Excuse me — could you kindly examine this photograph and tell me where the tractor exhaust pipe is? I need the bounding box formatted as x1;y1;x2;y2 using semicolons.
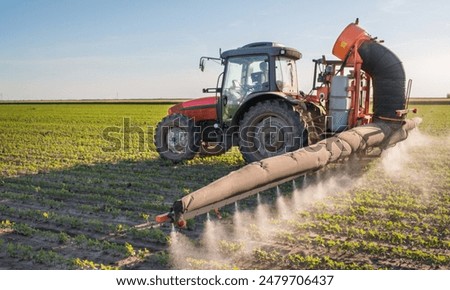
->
156;22;416;227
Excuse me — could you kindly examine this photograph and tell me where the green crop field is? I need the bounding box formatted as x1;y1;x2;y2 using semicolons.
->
0;103;448;269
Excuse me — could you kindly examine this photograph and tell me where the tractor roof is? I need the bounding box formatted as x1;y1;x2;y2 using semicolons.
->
221;42;302;60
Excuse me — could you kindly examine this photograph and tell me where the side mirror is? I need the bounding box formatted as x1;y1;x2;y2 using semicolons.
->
199;56;222;72
199;58;205;72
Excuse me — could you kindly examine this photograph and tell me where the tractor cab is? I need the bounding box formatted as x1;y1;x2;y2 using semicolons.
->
218;42;302;125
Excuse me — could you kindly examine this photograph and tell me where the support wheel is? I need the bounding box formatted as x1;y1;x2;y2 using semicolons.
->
239;99;305;163
154;114;200;163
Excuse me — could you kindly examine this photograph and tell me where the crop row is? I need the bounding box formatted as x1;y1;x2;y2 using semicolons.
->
287;213;447;249
0;219;167;269
252;248;375;270
0;203;168;245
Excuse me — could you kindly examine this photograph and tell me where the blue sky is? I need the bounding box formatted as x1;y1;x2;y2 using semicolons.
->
0;0;449;99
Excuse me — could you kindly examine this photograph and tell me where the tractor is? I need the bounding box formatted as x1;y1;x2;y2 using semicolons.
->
154;20;402;164
154;20;417;226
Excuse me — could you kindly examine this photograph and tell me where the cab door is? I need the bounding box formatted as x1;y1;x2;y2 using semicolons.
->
220;55;269;126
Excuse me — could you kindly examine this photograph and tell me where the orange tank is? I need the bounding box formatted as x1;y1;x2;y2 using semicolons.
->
332;23;371;60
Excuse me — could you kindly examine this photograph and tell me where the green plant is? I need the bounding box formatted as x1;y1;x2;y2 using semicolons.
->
218;240;243;256
151;251;170;266
0;220;13;228
13;223;35;236
253;248;281;264
58;232;70;244
124;242;136;257
72;258;119;270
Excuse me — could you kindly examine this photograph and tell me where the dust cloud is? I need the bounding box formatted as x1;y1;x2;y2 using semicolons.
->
168;172;359;269
381;118;429;176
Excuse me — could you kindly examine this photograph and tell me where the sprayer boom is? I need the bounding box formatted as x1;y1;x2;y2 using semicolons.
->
156;171;307;226
158;120;417;227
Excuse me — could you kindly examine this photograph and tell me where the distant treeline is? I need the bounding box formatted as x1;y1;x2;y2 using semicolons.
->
1;97;448;105
0;99;190;105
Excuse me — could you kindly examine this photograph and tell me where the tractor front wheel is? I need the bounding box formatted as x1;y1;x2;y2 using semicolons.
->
239;100;305;163
154;114;200;163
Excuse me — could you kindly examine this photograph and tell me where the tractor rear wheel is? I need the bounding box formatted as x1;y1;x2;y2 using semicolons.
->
154;114;200;163
239;99;305;163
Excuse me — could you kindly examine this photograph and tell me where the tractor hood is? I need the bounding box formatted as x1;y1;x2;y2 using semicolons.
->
168;96;217;122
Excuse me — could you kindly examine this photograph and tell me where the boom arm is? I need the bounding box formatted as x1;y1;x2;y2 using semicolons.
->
156;119;416;227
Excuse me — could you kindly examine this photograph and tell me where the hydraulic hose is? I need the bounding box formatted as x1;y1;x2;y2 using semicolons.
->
358;42;406;121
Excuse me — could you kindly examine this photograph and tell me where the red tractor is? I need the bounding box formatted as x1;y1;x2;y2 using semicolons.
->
154;21;390;164
154;21;415;226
